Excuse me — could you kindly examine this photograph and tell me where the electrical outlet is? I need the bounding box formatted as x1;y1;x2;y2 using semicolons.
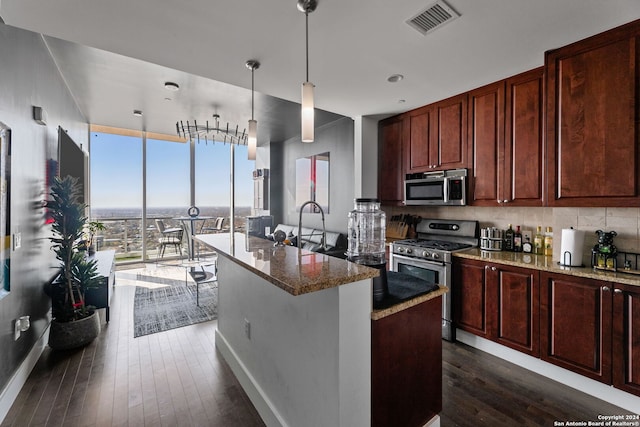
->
13;232;21;250
244;318;251;339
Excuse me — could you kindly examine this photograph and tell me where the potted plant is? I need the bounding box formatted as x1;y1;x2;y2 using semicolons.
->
83;220;105;255
47;175;102;350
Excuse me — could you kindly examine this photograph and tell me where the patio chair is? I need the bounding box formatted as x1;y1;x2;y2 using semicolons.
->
155;219;183;258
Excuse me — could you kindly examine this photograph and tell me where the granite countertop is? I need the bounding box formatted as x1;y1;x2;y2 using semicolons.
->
455;248;640;287
194;233;379;296
371;285;448;321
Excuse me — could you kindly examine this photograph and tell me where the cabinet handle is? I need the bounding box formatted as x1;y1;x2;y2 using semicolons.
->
497;200;503;204
602;286;610;292
503;199;509;203
614;289;623;294
491;266;497;271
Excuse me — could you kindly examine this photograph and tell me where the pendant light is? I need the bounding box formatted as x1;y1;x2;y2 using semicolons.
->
298;0;317;143
246;60;260;160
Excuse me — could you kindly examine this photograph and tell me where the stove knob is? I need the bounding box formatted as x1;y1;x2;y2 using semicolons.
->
397;247;404;253
422;251;429;258
452;225;459;230
431;252;440;259
406;248;413;254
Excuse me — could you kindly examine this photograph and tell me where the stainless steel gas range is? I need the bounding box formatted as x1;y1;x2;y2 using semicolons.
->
390;218;479;341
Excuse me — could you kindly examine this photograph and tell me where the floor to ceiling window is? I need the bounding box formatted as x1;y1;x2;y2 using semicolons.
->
90;128;255;263
89;131;143;261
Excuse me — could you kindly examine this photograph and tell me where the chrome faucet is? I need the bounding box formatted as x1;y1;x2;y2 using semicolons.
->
298;200;327;251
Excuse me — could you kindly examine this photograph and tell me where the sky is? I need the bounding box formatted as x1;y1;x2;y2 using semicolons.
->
90;132;255;210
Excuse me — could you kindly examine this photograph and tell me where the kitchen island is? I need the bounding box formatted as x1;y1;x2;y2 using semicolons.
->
195;233;445;427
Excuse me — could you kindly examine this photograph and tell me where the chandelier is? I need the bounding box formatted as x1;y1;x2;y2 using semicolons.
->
176;114;248;145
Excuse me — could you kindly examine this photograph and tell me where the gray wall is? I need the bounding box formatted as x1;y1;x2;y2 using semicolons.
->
273;117;355;234
0;23;87;393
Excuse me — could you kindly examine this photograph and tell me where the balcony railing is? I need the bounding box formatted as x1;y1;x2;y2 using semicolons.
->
92;215;244;264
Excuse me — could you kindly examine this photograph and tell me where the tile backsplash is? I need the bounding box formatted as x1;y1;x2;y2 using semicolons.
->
384;205;640;266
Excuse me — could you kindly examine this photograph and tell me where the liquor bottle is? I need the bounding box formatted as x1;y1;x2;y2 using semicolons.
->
534;226;544;255
544;226;554;256
513;225;523;252
522;236;533;253
504;224;514;252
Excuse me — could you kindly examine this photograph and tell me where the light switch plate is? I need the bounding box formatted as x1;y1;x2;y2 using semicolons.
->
13;232;21;250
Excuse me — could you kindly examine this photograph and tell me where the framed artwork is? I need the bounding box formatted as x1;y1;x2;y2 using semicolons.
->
295;152;329;213
0;123;11;299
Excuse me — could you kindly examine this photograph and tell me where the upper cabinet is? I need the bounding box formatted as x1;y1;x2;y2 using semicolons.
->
545;20;640;206
405;94;468;174
467;81;505;206
378;115;405;205
468;68;544;207
504;68;545;206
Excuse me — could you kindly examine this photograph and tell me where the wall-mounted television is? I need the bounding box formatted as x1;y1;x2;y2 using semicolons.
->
57;126;88;204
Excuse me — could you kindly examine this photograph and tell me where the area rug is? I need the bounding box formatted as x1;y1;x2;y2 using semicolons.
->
133;279;218;338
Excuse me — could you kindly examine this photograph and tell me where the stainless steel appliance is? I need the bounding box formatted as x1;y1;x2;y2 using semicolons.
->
390;218;479;341
404;168;467;206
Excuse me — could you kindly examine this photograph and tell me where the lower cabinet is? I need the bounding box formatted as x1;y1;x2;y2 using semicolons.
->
455;259;640;397
372;296;442;427
453;258;539;357
613;283;640;395
540;272;612;383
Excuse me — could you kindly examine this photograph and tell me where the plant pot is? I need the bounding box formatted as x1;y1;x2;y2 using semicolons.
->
48;310;101;351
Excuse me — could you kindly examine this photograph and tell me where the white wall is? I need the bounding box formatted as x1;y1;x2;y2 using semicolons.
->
216;255;372;427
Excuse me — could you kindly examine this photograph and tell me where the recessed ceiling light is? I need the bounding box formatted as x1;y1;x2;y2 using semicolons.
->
398;99;406;103
387;74;404;83
164;81;180;91
133;110;143;117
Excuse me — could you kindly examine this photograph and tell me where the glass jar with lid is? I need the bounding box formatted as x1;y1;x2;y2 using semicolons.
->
347;198;386;266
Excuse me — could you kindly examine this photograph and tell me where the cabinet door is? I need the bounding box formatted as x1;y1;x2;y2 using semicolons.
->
546;23;640;206
613;284;640;397
378;116;404;204
468;81;504;206
505;67;544;206
540;273;612;383
406;106;433;173
494;264;539;357
453;258;493;338
431;94;468;171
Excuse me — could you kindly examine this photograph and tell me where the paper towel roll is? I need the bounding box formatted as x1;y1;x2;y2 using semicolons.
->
560;228;586;266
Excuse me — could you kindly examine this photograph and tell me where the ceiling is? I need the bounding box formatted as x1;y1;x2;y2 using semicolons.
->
1;0;639;142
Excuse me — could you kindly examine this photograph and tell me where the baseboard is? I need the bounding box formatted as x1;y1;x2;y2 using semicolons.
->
456;329;640;414
215;330;288;427
0;325;50;424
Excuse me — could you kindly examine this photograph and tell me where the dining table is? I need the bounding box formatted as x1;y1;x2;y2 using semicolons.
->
173;216;214;260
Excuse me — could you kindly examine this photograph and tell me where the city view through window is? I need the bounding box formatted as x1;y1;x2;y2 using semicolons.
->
90;131;254;262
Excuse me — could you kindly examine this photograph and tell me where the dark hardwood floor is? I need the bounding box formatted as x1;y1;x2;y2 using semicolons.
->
2;265;635;426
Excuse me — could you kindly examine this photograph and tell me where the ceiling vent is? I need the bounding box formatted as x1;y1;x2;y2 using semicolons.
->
406;0;460;36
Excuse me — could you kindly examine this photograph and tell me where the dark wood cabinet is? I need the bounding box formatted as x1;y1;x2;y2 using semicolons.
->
468;81;504;206
378;115;405;205
468;68;544;207
545;21;640;206
453;257;491;338
613;283;640;396
404;93;467;174
504;68;545;206
372;296;442;427
431;94;468;171
540;272;613;383
493;263;539;356
453;258;539;356
405;106;433;173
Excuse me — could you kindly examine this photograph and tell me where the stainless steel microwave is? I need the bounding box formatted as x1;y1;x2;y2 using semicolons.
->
404;168;467;206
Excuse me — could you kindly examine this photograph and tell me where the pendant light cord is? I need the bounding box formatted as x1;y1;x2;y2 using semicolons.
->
305;11;309;82
251;68;255;120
